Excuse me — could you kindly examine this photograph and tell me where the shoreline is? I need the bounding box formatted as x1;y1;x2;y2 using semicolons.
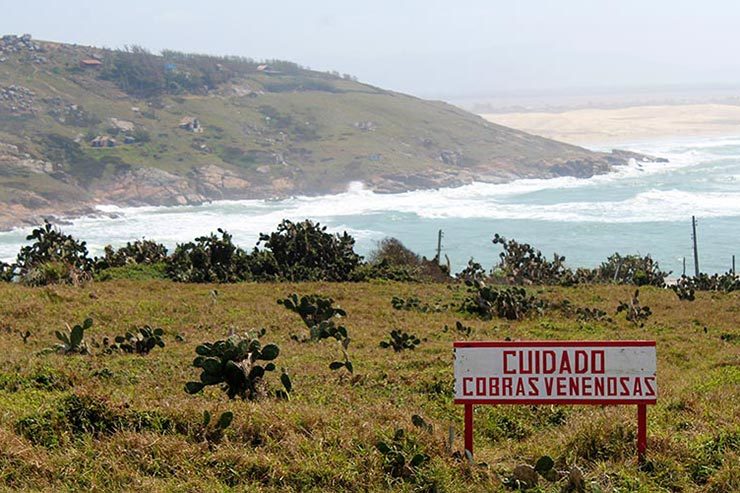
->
481;103;740;147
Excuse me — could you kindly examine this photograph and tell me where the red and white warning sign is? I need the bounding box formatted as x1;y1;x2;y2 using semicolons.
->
454;340;657;405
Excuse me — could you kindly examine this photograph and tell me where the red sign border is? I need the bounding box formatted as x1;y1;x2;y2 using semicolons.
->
453;339;656;462
453;340;657;405
454;340;656;348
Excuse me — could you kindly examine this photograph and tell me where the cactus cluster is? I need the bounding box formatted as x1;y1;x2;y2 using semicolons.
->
329;337;354;374
492;233;570;285
575;307;612;323
9;222;94;286
671;272;739;300
443;321;473;337
376;425;430;480
49;318;93;355
503;455;560;490
461;280;543;320
391;296;448;313
258;219;362;282
104;326;165;355
196;410;234;444
278;293;349;342
0;261;12;282
617;289;652;327
167;229;251;283
185;333;289;400
96;239;168;269
380;330;421;352
455;258;487;284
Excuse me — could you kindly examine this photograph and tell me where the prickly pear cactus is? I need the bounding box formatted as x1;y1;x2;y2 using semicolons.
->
185;333;289;400
105;326;165;355
49;318;93;355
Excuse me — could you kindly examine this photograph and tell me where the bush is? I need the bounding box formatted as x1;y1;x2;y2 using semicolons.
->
256;220;361;281
360;237;449;282
367;238;420;266
100;46;166;98
350;261;421;282
15;393;168;448
595;253;669;287
167;229;250;283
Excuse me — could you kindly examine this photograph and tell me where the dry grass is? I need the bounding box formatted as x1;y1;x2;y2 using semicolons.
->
0;281;738;492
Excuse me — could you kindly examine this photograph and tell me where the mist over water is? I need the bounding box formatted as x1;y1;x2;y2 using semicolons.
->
1;136;739;275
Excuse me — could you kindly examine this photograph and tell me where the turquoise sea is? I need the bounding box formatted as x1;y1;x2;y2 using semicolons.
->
1;136;739;275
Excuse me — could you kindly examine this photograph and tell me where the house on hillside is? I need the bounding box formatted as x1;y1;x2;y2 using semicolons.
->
90;135;116;148
79;59;102;69
257;64;281;75
179;116;203;133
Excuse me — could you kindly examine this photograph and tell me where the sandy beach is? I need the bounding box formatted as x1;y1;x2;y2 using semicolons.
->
481;103;740;147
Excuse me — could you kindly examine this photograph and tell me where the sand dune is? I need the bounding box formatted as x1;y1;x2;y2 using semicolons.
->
482;104;740;147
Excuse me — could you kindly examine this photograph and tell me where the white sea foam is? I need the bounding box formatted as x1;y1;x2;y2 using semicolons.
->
1;136;739;269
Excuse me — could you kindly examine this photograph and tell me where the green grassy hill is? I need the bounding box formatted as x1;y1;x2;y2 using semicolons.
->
0;281;737;491
0;35;643;229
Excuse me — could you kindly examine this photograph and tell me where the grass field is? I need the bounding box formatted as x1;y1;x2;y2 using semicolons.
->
0;280;738;492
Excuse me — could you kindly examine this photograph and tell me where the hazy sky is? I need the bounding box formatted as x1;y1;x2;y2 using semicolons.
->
2;0;739;98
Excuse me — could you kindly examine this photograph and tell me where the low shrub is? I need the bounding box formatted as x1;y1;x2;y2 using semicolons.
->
595;252;669;287
672;272;740;297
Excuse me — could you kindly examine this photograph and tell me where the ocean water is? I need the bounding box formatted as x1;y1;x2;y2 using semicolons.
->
1;136;739;275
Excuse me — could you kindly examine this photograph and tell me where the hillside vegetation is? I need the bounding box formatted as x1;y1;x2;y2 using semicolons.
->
0;34;646;229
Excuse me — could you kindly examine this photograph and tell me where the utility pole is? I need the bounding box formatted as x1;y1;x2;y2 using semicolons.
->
436;229;443;265
691;216;699;276
733;255;736;276
682;257;686;277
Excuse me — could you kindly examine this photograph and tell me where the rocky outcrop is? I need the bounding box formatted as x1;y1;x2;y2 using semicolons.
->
0;85;36;114
191;164;252;198
97;167;205;206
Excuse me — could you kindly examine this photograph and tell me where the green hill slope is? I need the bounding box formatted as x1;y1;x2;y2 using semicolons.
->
0;35;646;229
